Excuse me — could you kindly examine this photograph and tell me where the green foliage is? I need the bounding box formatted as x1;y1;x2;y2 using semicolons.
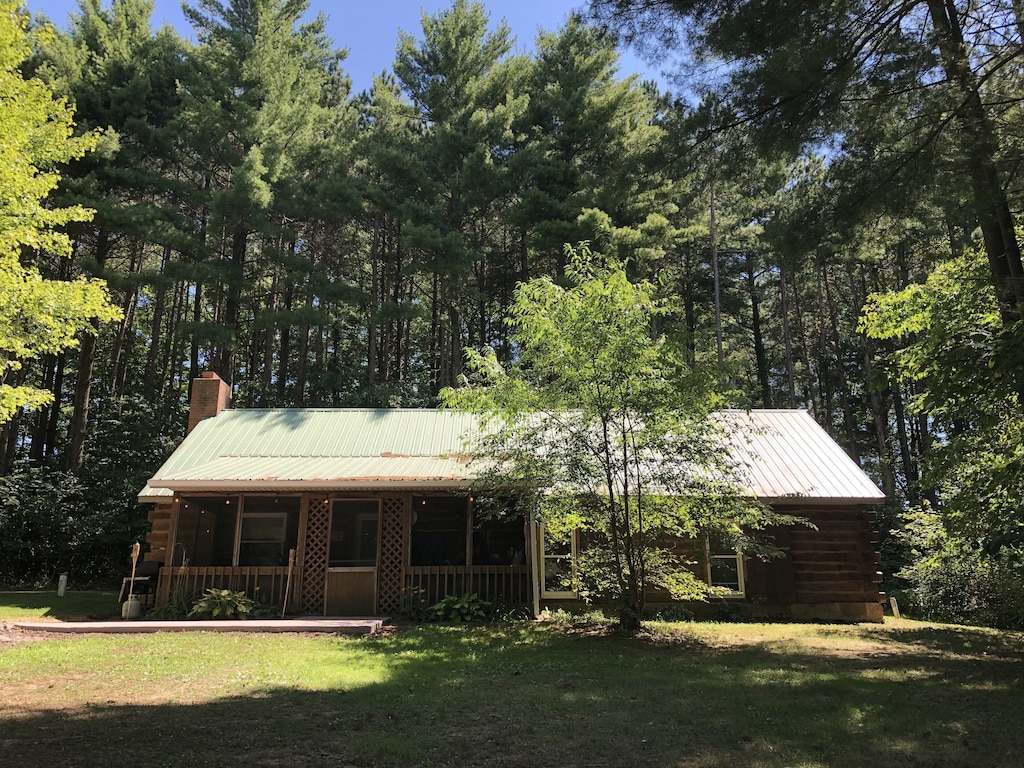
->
0;393;182;586
893;505;1024;630
188;588;257;620
647;604;696;622
444;244;785;630
539;606;611;627
429;593;491;622
861;247;1024;547
704;600;753;622
0;1;121;422
0;465;86;584
146;583;193;620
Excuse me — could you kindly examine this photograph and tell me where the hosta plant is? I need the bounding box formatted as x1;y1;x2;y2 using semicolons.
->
188;588;257;620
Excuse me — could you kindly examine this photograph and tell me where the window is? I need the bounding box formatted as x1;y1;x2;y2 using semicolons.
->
176;495;299;567
175;496;238;566
541;525;577;597
330;500;380;567
237;497;300;566
707;531;744;595
410;496;468;566
473;513;526;566
238;513;288;566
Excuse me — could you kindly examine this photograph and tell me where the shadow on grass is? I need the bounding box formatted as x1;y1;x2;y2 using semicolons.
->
866;624;1024;659
0;591;120;621
2;623;1023;767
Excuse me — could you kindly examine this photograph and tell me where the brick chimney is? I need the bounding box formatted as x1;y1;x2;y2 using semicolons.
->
187;372;232;434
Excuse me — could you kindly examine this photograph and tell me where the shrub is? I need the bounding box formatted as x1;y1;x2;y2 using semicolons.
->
147;583;193;620
429;593;491;622
895;506;1024;630
188;588;257;620
648;605;696;622
539;607;610;626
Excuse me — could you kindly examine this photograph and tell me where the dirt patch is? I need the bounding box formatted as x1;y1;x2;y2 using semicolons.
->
0;622;68;649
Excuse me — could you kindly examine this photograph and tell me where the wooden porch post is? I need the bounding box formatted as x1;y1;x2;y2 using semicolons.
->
156;497;182;605
529;513;541;619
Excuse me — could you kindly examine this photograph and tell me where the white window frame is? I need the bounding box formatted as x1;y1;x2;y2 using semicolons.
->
540;524;578;598
235;503;289;566
706;536;745;597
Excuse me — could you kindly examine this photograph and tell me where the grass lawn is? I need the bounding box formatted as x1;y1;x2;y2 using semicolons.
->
0;590;121;621
1;594;1022;767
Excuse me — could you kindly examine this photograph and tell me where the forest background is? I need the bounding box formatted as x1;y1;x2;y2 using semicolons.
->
3;0;1023;630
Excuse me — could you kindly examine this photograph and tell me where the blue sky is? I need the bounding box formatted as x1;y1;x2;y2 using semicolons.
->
27;0;664;94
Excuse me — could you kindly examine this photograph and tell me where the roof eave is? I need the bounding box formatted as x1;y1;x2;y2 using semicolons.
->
145;478;475;495
758;494;885;505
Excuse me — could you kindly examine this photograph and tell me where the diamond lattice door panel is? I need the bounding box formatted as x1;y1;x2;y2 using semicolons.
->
301;498;330;614
377;497;406;614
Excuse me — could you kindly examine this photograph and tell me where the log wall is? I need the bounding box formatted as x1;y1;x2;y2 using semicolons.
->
145;503;172;565
748;504;883;622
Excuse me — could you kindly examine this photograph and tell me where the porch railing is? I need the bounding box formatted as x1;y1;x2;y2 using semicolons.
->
404;565;531;609
157;566;297;611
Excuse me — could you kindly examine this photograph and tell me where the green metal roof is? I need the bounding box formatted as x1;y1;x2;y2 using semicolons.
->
141;409;481;497
140;408;884;502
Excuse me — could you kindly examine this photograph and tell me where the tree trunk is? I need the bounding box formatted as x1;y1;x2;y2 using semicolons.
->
44;352;65;459
927;0;1024;325
790;267;818;419
278;281;293;402
66;324;98;475
66;230;111;475
821;262;861;464
892;380;920;505
746;251;772;407
217;223;248;385
29;355;58;462
779;266;797;408
262;237;282;401
710;173;724;368
1;400;24;475
368;219;380;387
144;245;171;399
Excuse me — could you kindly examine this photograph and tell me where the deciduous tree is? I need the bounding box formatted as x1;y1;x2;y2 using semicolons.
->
0;1;120;423
443;244;787;631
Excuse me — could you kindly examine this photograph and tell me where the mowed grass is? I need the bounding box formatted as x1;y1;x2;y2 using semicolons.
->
0;590;120;620
1;596;1023;767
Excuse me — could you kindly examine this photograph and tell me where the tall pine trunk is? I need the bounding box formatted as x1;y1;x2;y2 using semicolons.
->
927;0;1024;324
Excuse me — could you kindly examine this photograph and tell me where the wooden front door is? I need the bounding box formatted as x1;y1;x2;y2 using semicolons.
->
325;500;381;615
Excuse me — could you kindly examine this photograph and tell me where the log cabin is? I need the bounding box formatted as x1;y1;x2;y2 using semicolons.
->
139;372;886;621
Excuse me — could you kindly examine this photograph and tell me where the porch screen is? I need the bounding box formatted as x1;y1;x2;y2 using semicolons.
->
175;496;238;566
238;497;300;566
329;500;380;567
175;495;299;567
410;496;469;566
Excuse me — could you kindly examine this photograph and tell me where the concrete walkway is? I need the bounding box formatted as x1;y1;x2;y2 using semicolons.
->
14;617;388;636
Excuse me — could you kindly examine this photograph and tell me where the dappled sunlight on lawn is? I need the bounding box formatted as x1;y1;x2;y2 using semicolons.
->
0;620;1021;767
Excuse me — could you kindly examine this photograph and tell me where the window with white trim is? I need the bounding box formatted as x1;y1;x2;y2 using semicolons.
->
707;530;745;595
541;525;577;598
